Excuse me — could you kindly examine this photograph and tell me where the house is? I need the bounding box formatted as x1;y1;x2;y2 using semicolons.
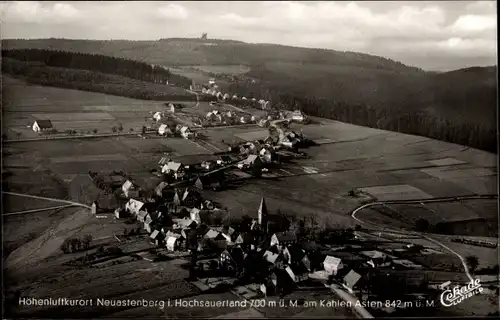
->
137;210;149;223
217;155;233;166
91;202;97;215
324;255;343;275
242;96;247;100
204;229;220;239
343;270;362;293
208;78;215;85
114;208;128;219
125;198;145;215
153;111;162;122
158;156;171;166
144;215;154;233
259;148;272;163
155;181;169;197
270;232;297;248
32;120;53;132
190;208;202;224
180;126;193;139
232;95;238;99
200;161;213;171
263;250;284;267
122;180;139;198
263;136;276;145
166;236;179;251
220;247;247;271
284;245;311;271
290;110;306;122
168;103;175;113
161;161;185;179
181;188;203;207
285;264;309;283
158;124;171;136
360;251;391;267
150;229;165;246
173;218;197;230
392;259;423;269
234;232;254;246
223;93;230;100
237;154;263;170
258;119;270;128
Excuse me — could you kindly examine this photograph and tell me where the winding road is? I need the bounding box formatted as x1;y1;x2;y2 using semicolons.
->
349;194;498;283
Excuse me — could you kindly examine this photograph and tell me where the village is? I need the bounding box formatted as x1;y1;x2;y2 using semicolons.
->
70;79;448;318
7;74;498;319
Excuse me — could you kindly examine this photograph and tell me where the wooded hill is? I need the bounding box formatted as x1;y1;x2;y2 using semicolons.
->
2;39;497;152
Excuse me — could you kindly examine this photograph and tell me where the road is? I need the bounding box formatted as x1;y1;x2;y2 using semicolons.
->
349;194;498;282
3;191;92;209
3;204;74;216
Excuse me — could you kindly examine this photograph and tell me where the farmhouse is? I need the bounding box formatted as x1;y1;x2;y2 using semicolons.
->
32;120;53;132
137;210;149;223
166;235;183;251
158;124;172;136
290;110;306;122
360;250;391;267
150;229;165;246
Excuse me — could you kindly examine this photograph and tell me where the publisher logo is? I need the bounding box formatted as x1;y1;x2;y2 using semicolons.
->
440;278;483;307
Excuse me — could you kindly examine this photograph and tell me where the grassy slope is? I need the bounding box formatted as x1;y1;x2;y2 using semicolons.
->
2;38;496;129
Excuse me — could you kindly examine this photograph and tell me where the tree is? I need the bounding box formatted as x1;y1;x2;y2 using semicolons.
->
82;235;93;250
118;123;124;132
142;126;146;134
466;255;479;273
129;128;134;132
112;126;117;133
92;128;98;134
60;239;71;253
16;132;21;140
415;218;429;232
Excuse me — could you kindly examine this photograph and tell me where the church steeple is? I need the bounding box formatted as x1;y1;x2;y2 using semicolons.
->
257;197;268;225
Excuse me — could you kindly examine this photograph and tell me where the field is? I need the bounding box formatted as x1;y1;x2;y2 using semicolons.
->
190;65;251;75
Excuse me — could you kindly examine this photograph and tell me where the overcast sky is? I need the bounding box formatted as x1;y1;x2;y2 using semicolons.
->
0;1;497;71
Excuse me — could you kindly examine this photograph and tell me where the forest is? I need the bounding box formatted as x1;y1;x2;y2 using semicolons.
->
224;78;497;153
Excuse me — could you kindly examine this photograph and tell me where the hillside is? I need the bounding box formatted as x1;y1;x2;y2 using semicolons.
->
2;38;497;152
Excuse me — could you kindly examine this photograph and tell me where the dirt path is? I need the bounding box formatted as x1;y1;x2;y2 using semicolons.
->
5;207;93;271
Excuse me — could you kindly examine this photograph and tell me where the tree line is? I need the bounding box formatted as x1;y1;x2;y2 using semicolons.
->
2;58;201;101
224;81;497;153
2;48;193;88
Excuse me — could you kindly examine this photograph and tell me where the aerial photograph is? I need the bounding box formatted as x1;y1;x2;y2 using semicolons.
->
1;1;498;319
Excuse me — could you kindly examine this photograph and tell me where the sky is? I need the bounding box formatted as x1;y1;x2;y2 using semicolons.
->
0;1;497;71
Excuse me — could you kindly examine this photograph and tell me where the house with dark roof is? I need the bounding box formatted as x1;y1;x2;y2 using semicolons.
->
220;247;247;273
343;270;363;293
284;245;311;271
150;230;165;246
270;232;297;248
32;120;53;132
285;264;309;283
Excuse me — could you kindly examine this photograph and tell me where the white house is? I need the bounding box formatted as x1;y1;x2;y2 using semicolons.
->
223;93;230;100
161;161;184;179
122;180;138;198
291;110;306;122
158;124;171;136
126;198;145;216
153;112;162;122
166;236;180;251
202;88;208;94
190;208;202;224
209;78;216;85
180;126;193;139
32;120;53;133
232;95;238;100
167;103;175;113
324;256;343;275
